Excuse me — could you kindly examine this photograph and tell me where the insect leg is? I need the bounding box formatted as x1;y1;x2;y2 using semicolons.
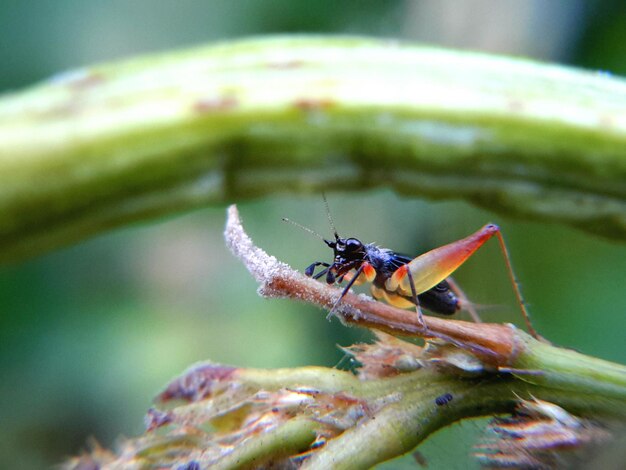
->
446;277;482;323
405;268;427;330
313;268;330;280
385;224;539;338
305;262;330;277
493;231;539;339
326;265;365;320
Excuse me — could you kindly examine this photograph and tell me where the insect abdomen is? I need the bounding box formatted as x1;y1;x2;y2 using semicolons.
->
371;280;459;315
417;285;459;315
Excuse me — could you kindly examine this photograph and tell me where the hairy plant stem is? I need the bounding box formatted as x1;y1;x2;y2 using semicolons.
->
2;36;626;264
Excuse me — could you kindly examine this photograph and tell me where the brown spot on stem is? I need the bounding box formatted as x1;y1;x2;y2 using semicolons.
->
145;407;173;431
507;99;525;113
158;363;238;402
50;69;104;90
598;114;615;129
267;59;304;69
194;96;238;113
293;98;335;111
71;74;104;90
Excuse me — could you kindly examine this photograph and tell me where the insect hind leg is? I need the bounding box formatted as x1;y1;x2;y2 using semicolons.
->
493;230;540;340
326;265;364;320
446;277;482;323
313;268;330;280
405;268;428;331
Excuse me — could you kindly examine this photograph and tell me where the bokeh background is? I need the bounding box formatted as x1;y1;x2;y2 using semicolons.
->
1;1;625;468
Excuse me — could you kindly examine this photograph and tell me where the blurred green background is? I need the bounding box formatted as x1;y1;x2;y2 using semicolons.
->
1;1;625;468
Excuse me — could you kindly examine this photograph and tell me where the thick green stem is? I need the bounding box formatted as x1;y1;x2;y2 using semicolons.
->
216;417;319;470
2;36;626;263
513;333;626;400
234;366;364;395
303;373;626;470
148;362;626;470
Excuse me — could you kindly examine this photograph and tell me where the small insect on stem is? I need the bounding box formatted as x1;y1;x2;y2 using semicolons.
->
435;393;453;406
285;198;539;340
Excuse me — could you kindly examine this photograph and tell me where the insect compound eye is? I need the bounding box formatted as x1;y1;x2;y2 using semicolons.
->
344;238;362;251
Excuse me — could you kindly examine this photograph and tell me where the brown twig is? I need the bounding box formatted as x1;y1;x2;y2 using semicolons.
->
224;204;530;368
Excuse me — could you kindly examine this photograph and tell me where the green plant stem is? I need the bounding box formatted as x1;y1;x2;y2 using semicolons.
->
218;357;626;417
239;366;363;395
1;36;626;263
153;363;626;469
216;417;319;470
296;341;626;468
302;373;625;470
514;333;626;400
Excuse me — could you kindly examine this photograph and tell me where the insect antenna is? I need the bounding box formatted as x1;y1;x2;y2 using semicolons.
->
322;193;339;239
282;218;326;241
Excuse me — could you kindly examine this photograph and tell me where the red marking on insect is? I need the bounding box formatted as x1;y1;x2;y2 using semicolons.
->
284;198;538;339
393;265;408;282
362;263;376;281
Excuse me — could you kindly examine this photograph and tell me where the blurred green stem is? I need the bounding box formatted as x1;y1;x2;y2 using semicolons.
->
1;36;626;263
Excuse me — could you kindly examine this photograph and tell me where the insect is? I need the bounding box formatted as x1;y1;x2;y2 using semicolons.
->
285;199;538;339
435;393;454;406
